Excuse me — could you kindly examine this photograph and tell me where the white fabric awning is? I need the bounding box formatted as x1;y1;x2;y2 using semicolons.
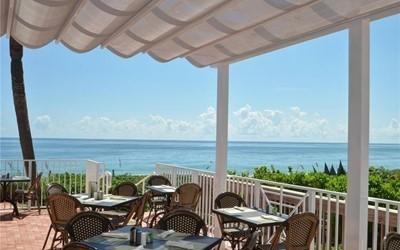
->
1;0;399;67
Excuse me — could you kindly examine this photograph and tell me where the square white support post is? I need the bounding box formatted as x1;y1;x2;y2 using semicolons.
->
85;160;101;193
213;64;229;237
344;18;370;250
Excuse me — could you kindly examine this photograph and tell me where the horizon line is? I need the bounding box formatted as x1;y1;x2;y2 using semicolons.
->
0;137;399;145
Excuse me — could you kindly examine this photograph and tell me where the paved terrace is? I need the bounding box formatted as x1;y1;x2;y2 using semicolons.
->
0;205;53;250
0;204;228;250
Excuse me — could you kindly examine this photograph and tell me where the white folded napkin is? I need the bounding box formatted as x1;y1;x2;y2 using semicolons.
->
158;229;175;239
165;240;194;249
260;215;283;221
233;206;246;211
101;232;129;239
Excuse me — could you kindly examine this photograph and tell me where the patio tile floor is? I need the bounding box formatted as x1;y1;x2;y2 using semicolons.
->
0;203;229;250
0;204;54;250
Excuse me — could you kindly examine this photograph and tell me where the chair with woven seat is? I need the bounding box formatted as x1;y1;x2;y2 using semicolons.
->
63;242;96;250
241;231;259;250
13;172;43;214
169;183;201;211
43;193;84;250
112;182;138;196
259;212;318;250
66;211;113;242
47;183;68;196
155;209;207;236
146;175;172;223
383;232;400;250
215;192;251;249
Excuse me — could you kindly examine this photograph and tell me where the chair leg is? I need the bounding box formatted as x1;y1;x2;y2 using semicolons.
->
42;225;52;250
50;229;59;250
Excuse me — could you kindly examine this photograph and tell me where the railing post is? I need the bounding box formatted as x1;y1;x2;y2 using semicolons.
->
254;181;261;208
192;171;199;184
308;190;316;213
171;167;177;187
308;190;316;249
85;160;101;193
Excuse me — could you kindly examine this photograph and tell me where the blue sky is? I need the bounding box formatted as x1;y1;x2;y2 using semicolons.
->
1;15;399;143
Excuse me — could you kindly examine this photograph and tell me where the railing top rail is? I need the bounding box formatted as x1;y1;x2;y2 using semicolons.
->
156;163;216;175
156;163;400;205
0;159;102;162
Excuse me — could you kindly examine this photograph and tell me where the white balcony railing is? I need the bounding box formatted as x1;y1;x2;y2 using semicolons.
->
155;163;400;250
0;159;112;208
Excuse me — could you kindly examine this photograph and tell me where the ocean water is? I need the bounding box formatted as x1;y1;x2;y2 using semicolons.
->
0;138;399;174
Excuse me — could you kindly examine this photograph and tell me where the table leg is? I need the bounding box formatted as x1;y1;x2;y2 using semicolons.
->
1;182;19;216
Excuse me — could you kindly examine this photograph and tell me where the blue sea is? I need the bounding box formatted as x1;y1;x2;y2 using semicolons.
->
0;138;399;174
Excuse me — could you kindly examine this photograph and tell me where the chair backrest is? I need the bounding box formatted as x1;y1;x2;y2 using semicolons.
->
47;183;68;196
215;192;247;224
112;182;138;196
47;193;83;226
384;232;400;250
172;183;202;211
155;209;207;236
63;242;96;250
147;175;171;186
241;231;259;250
270;212;318;250
66;211;113;242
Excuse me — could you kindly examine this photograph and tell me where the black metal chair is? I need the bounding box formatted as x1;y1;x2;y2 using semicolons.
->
146;175;172;223
63;242;96;250
13;172;43;215
155;209;208;236
383;232;400;250
66;211;113;242
47;183;68;196
215;192;251;249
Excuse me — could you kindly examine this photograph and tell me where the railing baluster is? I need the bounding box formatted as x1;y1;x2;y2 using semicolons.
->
373;201;379;250
318;192;323;249
335;194;339;250
326;194;331;249
385;203;390;235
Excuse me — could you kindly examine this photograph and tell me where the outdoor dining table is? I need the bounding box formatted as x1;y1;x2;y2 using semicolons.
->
84;225;222;250
147;185;176;194
212;206;286;231
72;193;140;210
0;175;30;216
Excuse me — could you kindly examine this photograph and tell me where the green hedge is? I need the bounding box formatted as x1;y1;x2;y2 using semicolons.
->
251;166;400;201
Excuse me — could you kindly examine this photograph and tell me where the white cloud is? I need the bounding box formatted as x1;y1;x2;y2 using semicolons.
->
20;107;398;143
372;118;400;143
34;115;52;130
232;105;331;140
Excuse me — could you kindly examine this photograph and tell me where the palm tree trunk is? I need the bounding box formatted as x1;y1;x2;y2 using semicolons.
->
10;37;36;182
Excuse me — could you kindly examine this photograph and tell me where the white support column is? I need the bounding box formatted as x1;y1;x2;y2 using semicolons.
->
344;18;370;250
213;64;229;237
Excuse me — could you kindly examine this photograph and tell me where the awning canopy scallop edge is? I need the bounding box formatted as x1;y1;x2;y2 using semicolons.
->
1;0;399;67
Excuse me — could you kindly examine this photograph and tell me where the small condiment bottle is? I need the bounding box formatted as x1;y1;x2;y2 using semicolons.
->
129;227;137;246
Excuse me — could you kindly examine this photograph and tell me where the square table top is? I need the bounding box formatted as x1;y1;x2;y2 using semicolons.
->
72;194;140;209
212;207;286;228
84;226;221;250
0;176;30;183
147;185;176;194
